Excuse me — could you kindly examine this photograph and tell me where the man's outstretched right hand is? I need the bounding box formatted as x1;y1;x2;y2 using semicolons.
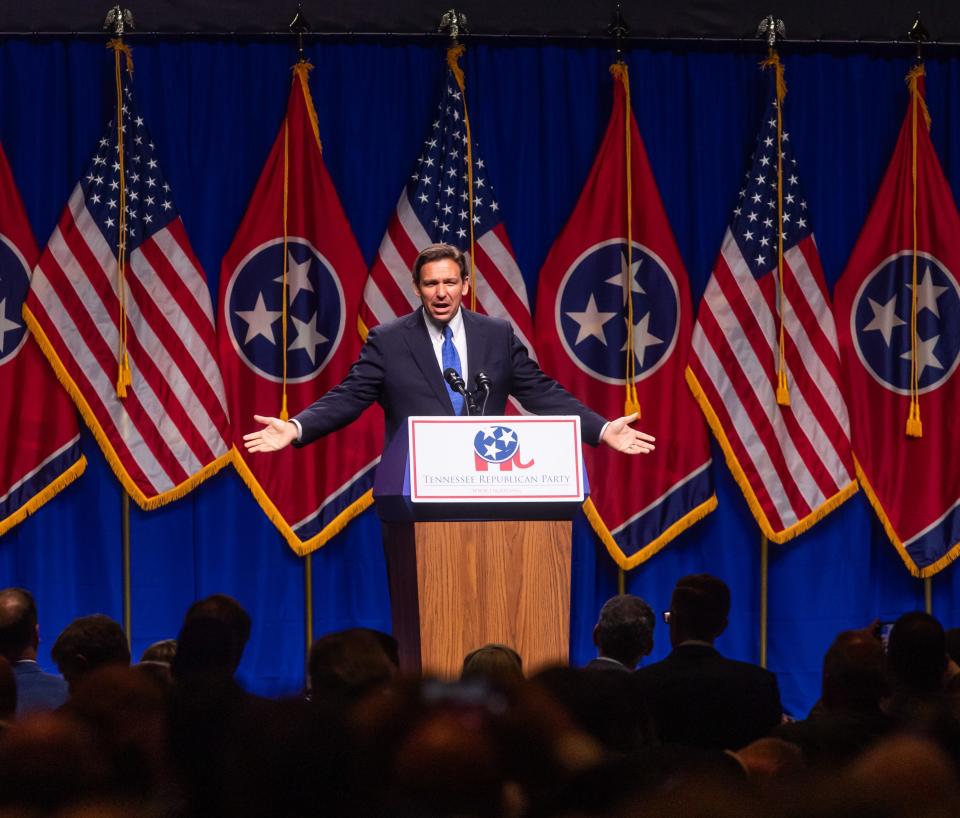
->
243;414;299;453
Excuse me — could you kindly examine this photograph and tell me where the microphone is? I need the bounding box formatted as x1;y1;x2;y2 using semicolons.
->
474;371;492;415
443;367;471;415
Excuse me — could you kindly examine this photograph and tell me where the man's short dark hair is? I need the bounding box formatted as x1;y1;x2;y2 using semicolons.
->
594;595;654;666
182;594;251;674
888;612;947;692
184;594;251;650
0;588;38;660
51;614;130;686
308;628;396;701
412;243;467;284
670;574;731;641
821;630;888;712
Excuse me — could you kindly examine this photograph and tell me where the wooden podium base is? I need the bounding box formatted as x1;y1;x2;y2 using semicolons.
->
383;519;572;678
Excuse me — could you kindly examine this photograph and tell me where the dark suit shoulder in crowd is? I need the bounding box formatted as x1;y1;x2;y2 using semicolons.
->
12;660;68;716
583;657;632;672
634;643;782;751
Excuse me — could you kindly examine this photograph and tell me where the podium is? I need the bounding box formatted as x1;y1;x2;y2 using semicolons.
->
375;416;587;678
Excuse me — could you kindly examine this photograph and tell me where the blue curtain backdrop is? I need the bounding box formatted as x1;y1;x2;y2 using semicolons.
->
2;37;959;712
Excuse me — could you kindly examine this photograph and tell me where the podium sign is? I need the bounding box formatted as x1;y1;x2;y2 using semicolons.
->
408;415;584;503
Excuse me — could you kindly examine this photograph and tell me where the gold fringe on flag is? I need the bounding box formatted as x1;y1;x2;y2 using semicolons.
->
760;50;791;407
108;39;134;398
609;62;641;418
447;45;479;310
905;64;930;438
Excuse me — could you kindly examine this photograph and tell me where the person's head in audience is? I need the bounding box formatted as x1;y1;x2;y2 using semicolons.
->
593;594;655;669
821;629;888;712
140;638;177;665
0;587;39;662
0;712;111;811
887;612;947;694
308;627;397;703
136;639;176;689
732;736;805;787
846;734;960;817
667;574;730;647
62;665;171;801
944;628;960;669
51;614;130;693
180;594;250;675
0;656;16;727
462;643;524;684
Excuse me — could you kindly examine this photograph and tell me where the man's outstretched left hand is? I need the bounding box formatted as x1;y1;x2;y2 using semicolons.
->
601;413;656;455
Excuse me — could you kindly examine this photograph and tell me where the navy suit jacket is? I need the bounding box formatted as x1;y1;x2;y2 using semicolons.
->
633;643;782;751
294;307;606;448
13;660;69;715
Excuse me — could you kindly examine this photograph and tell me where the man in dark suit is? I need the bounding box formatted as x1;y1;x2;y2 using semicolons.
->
0;588;68;715
585;594;655;672
634;574;782;751
244;243;655;456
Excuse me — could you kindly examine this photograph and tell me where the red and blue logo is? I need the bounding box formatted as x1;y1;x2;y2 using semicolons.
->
473;425;533;471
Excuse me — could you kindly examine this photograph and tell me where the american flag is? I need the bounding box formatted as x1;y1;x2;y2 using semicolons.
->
360;50;535;357
687;69;856;542
25;64;232;508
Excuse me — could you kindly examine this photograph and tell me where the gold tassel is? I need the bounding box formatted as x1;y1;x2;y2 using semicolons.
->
611;61;641;418
108;39;134;399
763;51;791;407
446;44;477;310
776;369;790;406
905;64;926;438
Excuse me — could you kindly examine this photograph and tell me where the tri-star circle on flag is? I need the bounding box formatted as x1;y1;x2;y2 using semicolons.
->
554;238;679;385
0;234;30;364
225;236;345;384
852;250;960;396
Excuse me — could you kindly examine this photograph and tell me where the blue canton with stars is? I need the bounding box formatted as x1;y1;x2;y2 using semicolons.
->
853;252;960;395
227;239;344;384
0;236;29;364
473;425;520;464
80;78;178;253
557;240;678;385
407;71;503;248
731;90;812;279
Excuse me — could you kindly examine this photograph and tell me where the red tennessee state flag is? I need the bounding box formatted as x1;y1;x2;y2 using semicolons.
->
218;62;382;555
834;66;960;577
534;64;715;569
0;143;86;536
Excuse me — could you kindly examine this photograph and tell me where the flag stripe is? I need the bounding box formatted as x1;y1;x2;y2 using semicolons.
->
715;237;842;506
136;232;230;414
690;327;790;530
130;244;231;430
697;284;814;520
67;201;219;472
784;241;852;431
29;265;173;493
39;237;194;487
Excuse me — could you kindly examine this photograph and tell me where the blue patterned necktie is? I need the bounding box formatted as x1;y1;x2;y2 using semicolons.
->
441;324;465;415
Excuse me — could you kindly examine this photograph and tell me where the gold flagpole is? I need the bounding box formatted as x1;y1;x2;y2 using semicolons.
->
760;534;769;668
924;577;932;615
617;568;626;595
122;491;132;646
304;553;314;674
